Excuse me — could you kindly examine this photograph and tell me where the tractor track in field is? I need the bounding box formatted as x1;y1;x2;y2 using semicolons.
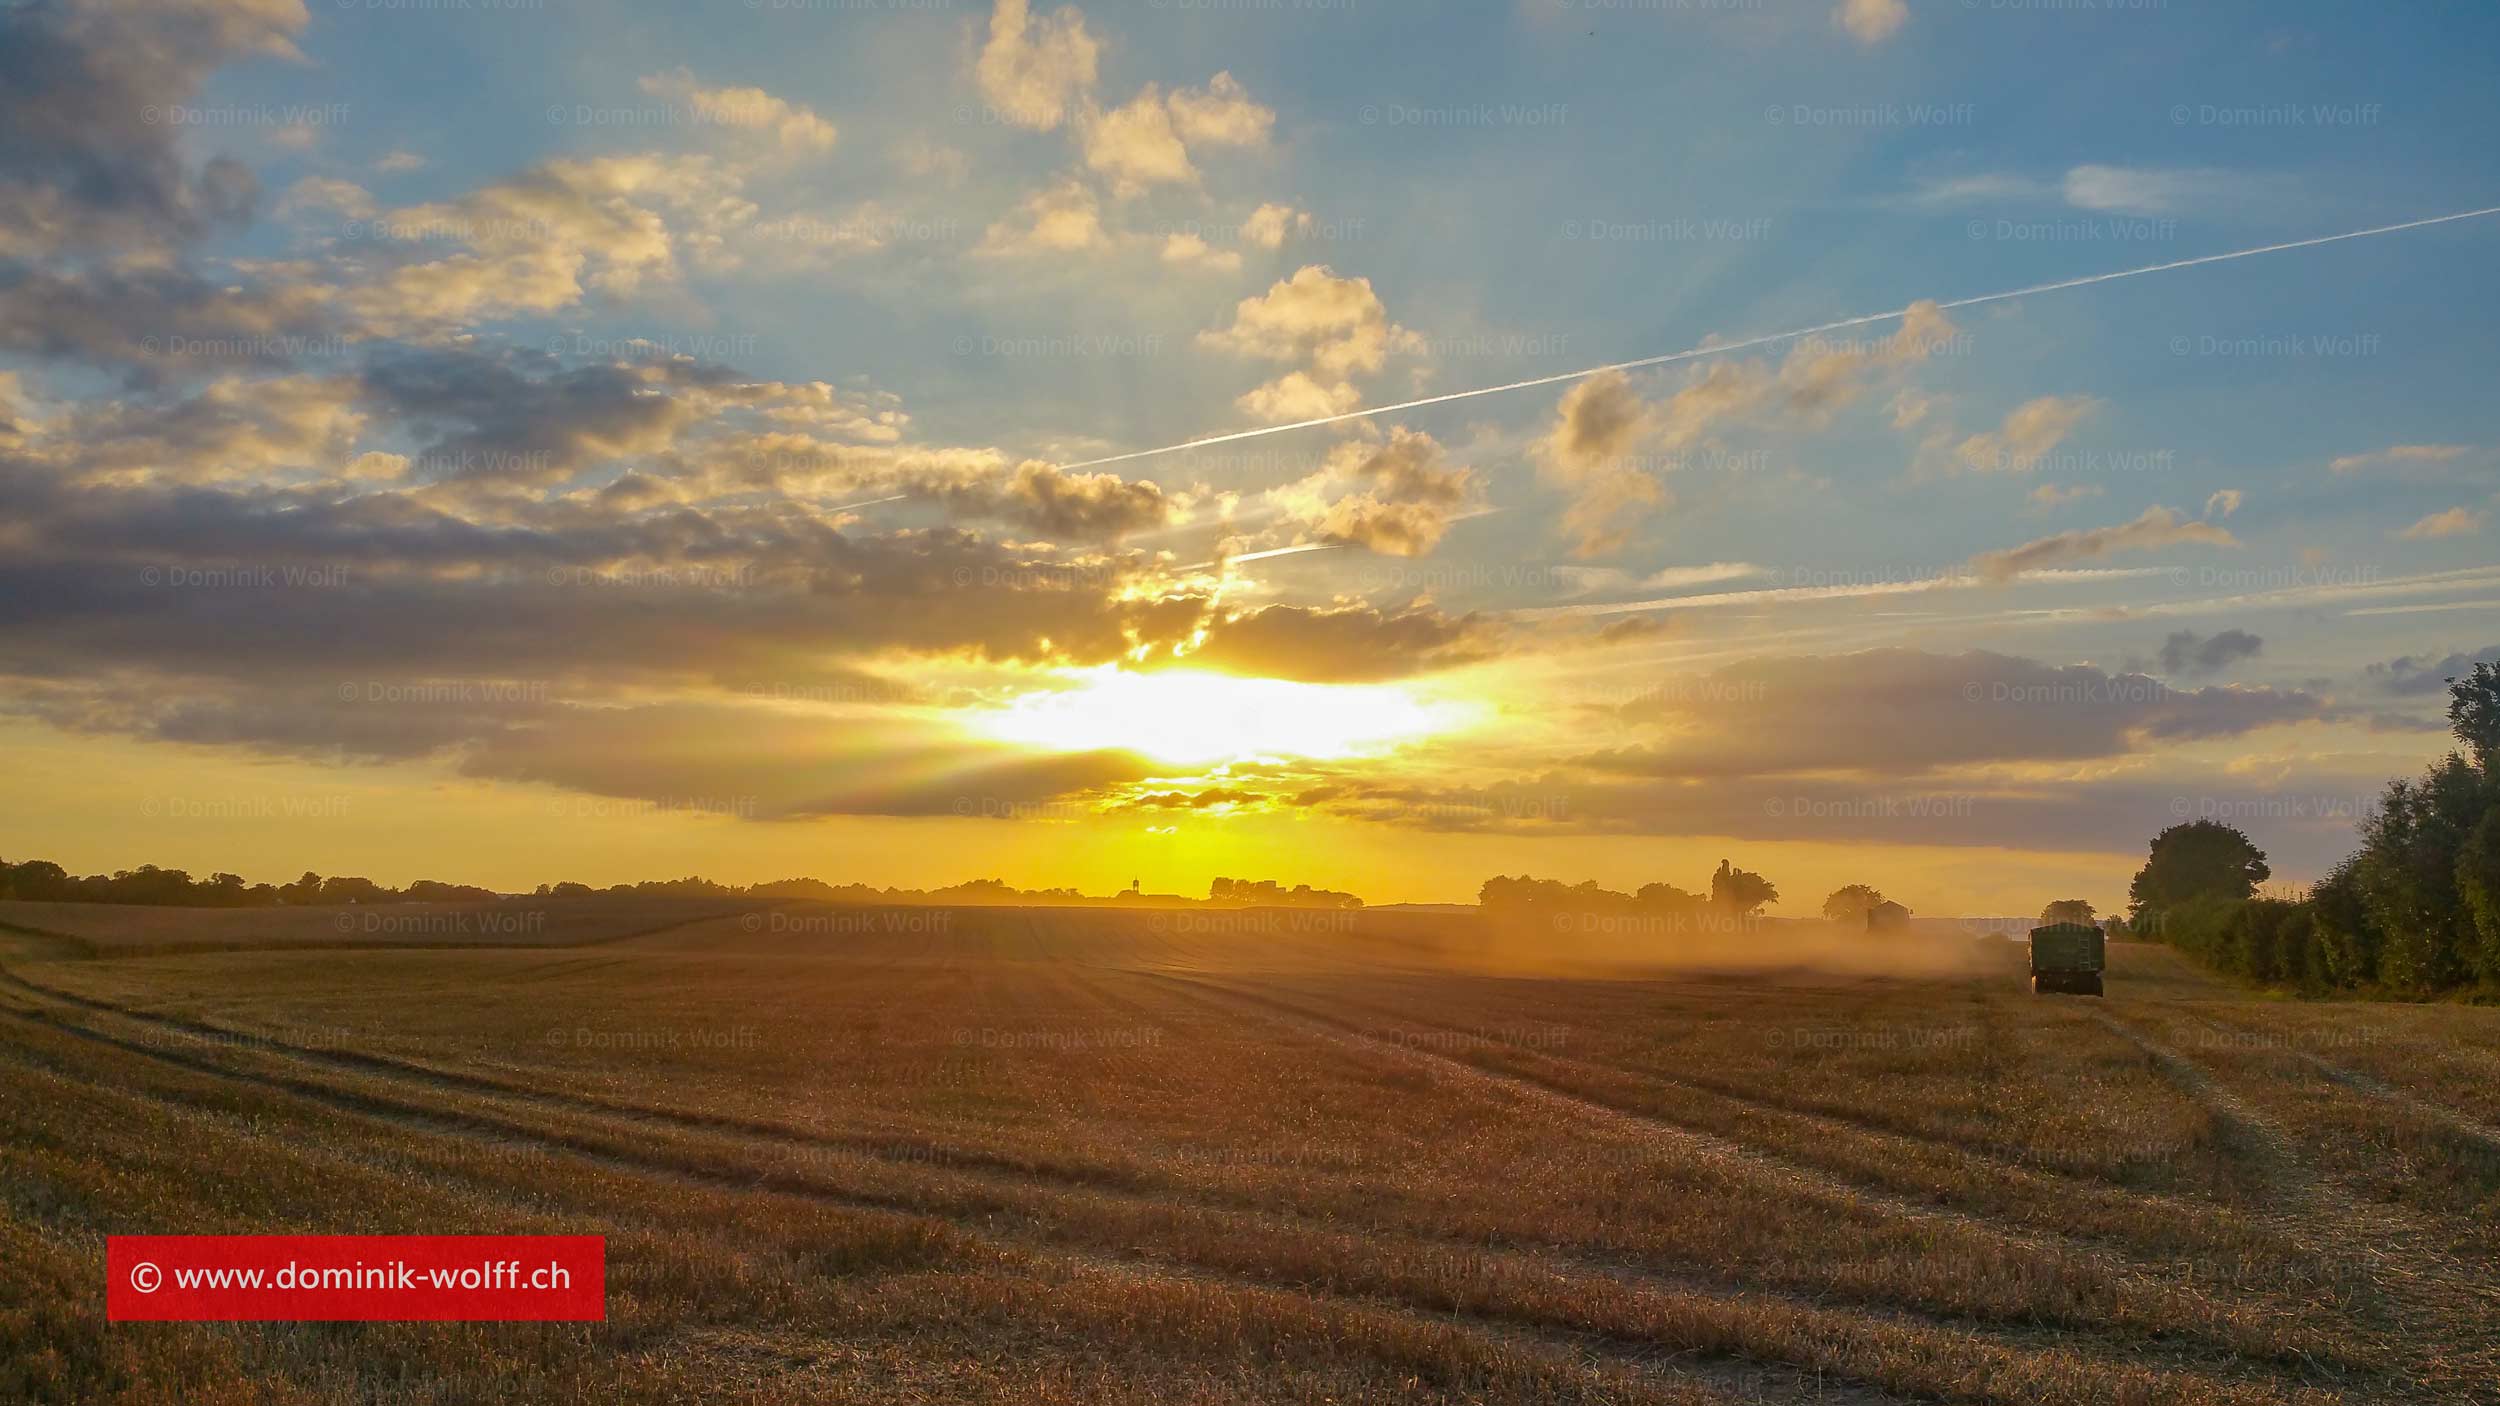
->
1191;974;2281;1245
1151;969;2162;1266
2089;1006;2500;1403
0;997;2022;1406
0;1034;1881;1406
2193;1020;2500;1155
0;973;2354;1403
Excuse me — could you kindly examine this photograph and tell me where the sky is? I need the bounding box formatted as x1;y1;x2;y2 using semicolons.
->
2;0;2497;914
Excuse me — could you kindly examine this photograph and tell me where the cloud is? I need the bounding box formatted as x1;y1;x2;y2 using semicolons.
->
986;461;1177;539
1955;395;2097;474
1777;300;1957;420
1529;304;1957;554
375;151;428;175
1165;72;1274;147
1202;265;1417;421
346;154;748;329
973;0;1099;130
2157;629;2263;677
1552;563;1767;597
1836;0;1908;44
2030;483;2101;509
1178;603;1500;682
0;0;302;258
977;180;1107;254
2204;488;2244;519
1200;265;1413;379
1082;86;1195;193
1535;370;1665;557
1233;370;1358;422
2397;506;2484;539
1241;203;1311;250
276;177;377;222
0;262;339;377
637;69;838;155
2060;165;2218;215
1588;647;2339;779
1159;232;1242;273
1970;505;2237;582
2368;645;2500;696
2329;443;2474;475
1295;428;1474;556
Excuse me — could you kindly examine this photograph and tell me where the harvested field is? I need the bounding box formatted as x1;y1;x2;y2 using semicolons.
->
3;903;2494;1404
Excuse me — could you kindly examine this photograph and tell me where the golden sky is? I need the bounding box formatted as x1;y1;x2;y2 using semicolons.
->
2;0;2494;914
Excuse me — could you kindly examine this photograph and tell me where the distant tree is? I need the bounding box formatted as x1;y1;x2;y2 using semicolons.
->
549;882;597;899
2449;661;2500;772
1710;860;1778;916
2127;822;2269;924
1634;882;1704;913
2040;899;2097;926
1822;884;1885;925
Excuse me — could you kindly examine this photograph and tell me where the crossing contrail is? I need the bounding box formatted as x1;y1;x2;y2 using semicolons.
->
1058;205;2500;472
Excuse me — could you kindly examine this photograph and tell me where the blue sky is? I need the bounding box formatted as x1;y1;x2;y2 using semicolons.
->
3;0;2496;907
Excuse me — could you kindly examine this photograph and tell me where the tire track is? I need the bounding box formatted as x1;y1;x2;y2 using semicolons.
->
2090;1007;2500;1404
1154;970;2151;1265
1232;974;2267;1232
0;977;2342;1402
0;1002;1951;1406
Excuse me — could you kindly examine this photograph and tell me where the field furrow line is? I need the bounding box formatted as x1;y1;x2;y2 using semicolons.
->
0;993;2345;1406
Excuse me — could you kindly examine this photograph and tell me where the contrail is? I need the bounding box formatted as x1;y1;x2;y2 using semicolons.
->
1059;205;2500;472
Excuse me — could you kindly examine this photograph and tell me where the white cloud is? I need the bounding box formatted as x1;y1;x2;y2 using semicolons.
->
1241;203;1311;250
1955;395;2097;474
1165;72;1274;147
1160;231;1242;273
2329;443;2474;475
974;0;1100;131
1083;86;1196;193
1200;264;1418;381
2397;507;2484;540
638;69;838;155
1971;505;2238;582
1235;370;1358;423
977;180;1106;255
2204;488;2244;519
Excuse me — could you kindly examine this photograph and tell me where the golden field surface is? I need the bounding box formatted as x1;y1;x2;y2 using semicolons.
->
2;901;2496;1405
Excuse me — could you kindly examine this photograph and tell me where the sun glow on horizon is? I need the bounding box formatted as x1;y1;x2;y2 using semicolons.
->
973;668;1470;765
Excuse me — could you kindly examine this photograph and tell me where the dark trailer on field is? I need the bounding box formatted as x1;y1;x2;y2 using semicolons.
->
2028;922;2106;997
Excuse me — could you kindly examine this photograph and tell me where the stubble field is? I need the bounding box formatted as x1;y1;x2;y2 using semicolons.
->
1;900;2495;1405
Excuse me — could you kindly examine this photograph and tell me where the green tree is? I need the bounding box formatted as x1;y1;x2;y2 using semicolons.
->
2448;660;2500;772
2457;808;2500;982
2127;821;2269;926
2039;899;2097;926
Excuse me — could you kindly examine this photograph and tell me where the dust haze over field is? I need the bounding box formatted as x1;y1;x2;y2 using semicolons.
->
5;898;2498;1404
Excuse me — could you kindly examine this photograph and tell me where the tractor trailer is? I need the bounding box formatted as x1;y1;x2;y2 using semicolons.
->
2028;922;2105;996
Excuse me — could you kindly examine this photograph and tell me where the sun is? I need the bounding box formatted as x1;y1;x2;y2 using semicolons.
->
973;667;1467;765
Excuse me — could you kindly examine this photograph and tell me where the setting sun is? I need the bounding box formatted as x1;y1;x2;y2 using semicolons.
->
973;668;1469;765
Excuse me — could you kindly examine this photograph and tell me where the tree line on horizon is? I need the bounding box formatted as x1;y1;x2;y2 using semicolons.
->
1480;860;1781;924
2125;663;2500;995
0;865;1363;911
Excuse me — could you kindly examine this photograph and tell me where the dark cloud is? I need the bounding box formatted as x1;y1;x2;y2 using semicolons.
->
2367;645;2500;697
2157;628;2263;677
0;0;300;258
453;701;1155;819
1586;648;2340;779
1179;603;1501;683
